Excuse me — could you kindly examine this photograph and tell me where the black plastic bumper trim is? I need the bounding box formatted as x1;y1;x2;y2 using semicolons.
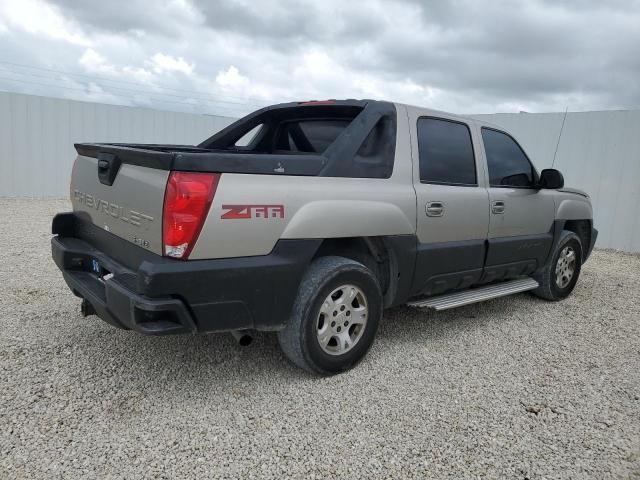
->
51;213;322;335
585;227;598;261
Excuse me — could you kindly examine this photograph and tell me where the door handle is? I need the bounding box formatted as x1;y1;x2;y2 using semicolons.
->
492;200;505;214
426;201;445;217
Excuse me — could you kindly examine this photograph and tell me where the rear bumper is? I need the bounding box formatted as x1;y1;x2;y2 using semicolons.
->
52;212;320;335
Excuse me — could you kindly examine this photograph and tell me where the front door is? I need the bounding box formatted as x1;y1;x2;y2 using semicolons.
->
410;114;490;296
479;127;555;281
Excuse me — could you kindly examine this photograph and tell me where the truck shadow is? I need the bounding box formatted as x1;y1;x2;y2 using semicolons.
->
378;291;545;346
70;290;548;394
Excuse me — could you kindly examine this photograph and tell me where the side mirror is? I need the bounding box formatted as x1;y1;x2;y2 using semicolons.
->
539;168;564;189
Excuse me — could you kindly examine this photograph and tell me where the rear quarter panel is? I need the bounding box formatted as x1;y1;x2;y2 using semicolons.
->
189;104;417;259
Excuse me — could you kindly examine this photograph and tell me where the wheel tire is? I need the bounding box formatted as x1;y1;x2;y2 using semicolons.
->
532;231;583;301
278;256;382;375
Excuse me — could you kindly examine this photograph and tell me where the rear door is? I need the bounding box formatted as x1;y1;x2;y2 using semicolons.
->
479;127;555;281
409;111;490;296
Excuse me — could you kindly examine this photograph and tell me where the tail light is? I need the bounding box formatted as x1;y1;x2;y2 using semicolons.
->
163;171;220;259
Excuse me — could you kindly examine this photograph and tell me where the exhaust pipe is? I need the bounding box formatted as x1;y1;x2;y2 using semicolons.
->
80;299;96;317
230;330;253;346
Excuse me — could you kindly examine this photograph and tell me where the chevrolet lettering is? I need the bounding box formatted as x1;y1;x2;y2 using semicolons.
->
73;190;153;227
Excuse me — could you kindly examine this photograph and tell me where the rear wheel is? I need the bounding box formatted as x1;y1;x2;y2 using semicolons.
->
532;231;583;301
278;256;382;375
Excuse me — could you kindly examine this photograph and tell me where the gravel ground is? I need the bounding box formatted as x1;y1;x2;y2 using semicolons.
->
1;198;639;479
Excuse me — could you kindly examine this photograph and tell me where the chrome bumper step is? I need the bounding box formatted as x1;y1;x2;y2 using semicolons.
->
407;277;539;311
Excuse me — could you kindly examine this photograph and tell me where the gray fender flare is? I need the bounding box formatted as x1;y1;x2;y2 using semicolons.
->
555;197;592;221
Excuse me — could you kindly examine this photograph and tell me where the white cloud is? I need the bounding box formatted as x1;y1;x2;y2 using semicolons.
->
285;50;438;107
78;49;116;74
215;66;249;88
148;53;194;75
212;65;272;103
0;0;90;46
121;66;157;85
1;0;639;117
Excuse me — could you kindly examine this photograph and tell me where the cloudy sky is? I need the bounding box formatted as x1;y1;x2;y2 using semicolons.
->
0;0;639;117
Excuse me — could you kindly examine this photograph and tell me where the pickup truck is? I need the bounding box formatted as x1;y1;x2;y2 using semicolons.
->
51;99;597;374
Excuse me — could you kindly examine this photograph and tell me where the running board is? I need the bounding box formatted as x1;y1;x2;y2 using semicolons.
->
407;277;539;311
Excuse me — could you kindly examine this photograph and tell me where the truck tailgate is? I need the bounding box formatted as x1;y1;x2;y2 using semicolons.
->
71;154;168;255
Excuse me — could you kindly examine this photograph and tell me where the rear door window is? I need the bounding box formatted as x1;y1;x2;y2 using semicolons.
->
417;117;477;186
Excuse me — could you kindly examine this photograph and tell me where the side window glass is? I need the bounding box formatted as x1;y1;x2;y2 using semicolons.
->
481;128;535;187
417;118;477;185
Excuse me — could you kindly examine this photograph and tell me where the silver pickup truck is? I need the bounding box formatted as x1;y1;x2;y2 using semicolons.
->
51;99;597;374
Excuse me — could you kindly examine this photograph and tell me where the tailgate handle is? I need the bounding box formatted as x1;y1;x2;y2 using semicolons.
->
97;152;122;186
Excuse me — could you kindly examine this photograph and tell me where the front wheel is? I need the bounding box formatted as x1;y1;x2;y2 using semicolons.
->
532;231;583;301
278;256;382;375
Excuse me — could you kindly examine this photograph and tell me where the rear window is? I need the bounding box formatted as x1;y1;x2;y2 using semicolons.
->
275;119;351;153
198;102;396;179
299;120;349;152
207;105;363;155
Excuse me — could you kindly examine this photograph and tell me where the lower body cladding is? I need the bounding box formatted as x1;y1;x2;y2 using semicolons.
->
411;221;598;298
52;213;322;336
51;212;598;340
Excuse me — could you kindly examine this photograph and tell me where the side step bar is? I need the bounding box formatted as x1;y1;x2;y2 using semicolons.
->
407;277;539;311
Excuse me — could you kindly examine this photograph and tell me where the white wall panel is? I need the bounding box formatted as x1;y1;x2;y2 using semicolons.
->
2;91;638;251
0;91;234;198
0;92;12;196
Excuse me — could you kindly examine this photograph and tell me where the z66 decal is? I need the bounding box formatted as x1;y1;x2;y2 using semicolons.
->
221;204;285;219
